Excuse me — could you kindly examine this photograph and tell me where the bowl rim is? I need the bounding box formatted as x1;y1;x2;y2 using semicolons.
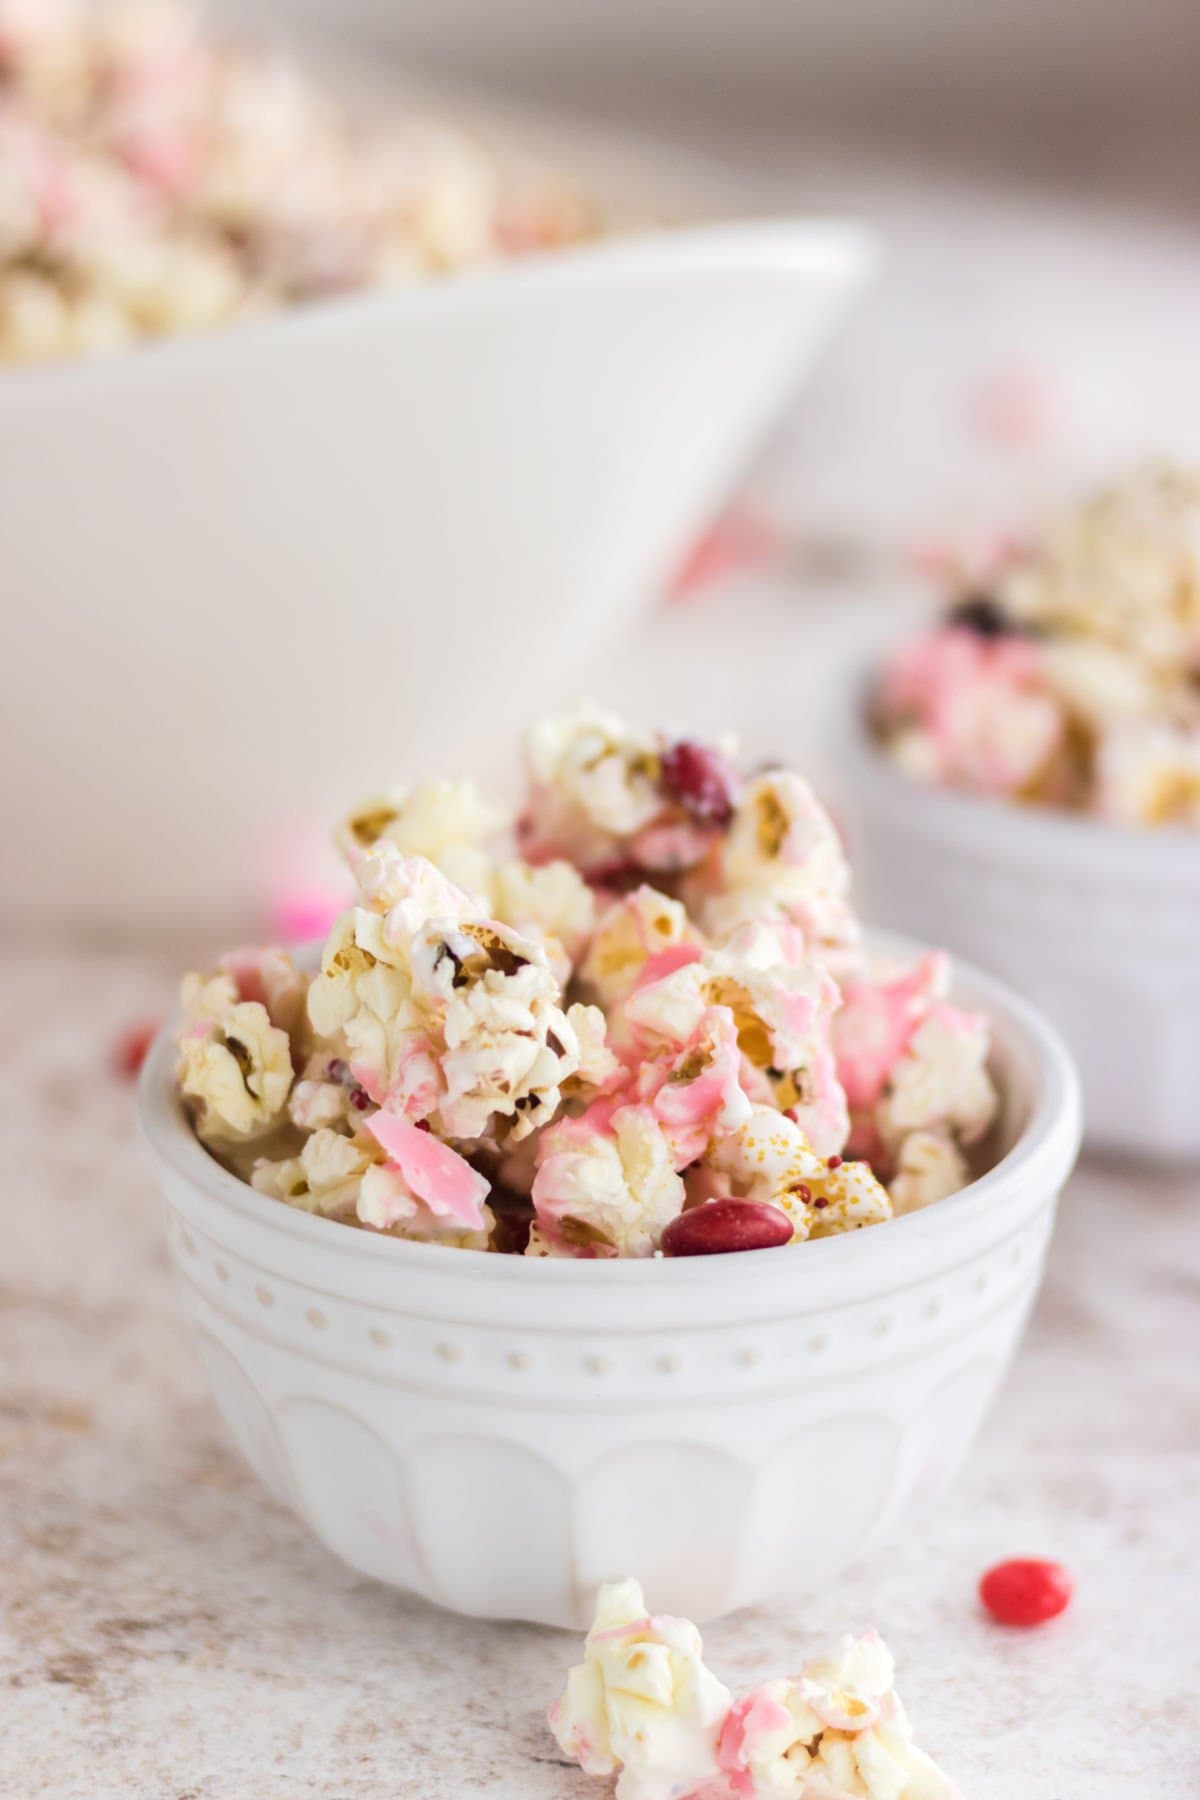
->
0;216;876;408
845;663;1200;878
139;926;1081;1287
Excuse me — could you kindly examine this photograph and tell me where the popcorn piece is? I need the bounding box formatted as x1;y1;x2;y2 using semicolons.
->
700;771;860;968
834;958;996;1176
876;1008;997;1158
717;1633;962;1800
410;916;579;1141
177;970;293;1147
252;1126;374;1219
489;856;597;968
582;885;699;1010
888;1130;969;1214
548;1577;732;1799
532;1102;686;1256
641;1005;753;1166
523;706;664;866
335;778;505;894
706;1107;891;1242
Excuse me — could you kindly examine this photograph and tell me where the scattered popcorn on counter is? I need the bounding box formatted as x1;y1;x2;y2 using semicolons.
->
0;0;602;365
876;462;1200;827
175;708;999;1253
549;1579;962;1800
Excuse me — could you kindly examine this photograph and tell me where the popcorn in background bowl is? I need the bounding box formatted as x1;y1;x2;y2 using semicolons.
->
0;0;601;365
874;462;1200;828
174;708;1002;1256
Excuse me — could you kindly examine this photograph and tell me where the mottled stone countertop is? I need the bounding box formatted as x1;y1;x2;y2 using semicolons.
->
2;945;1197;1800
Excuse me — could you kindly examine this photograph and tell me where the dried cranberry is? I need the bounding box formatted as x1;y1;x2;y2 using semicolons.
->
348;1086;371;1111
662;1199;793;1257
660;740;739;826
979;1559;1073;1627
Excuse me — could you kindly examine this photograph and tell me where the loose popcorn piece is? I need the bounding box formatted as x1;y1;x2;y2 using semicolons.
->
550;1586;961;1800
876;462;1200;826
0;0;602;367
548;1577;733;1799
177;708;996;1251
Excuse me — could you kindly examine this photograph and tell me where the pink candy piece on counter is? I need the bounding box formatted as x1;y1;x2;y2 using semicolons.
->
267;886;349;945
365;1111;490;1229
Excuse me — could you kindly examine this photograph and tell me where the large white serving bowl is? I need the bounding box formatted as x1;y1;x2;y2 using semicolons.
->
839;694;1200;1160
139;932;1079;1628
3;217;872;933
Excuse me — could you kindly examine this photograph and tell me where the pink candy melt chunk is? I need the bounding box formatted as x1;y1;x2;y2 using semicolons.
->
366;1113;489;1229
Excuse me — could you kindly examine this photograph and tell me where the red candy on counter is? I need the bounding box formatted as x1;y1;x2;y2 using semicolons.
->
979;1558;1073;1627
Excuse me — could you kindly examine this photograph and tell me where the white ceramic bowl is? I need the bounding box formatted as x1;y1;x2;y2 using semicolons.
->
3;217;872;933
839;692;1200;1160
139;932;1079;1628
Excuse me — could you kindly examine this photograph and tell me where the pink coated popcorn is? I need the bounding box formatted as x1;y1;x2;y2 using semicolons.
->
365;1110;489;1230
176;708;998;1252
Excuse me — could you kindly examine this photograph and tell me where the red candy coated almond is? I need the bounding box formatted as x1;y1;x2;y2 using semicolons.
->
662;1199;793;1257
979;1558;1072;1627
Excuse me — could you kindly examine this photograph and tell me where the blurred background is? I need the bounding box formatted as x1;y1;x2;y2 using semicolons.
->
231;0;1200;893
8;0;1200;937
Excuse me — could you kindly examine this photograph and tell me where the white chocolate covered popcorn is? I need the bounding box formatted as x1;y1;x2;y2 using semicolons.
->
877;462;1200;826
178;708;995;1252
548;1578;733;1800
177;970;294;1148
707;1107;891;1241
887;1131;969;1215
551;1588;961;1800
523;706;665;866
335;778;505;895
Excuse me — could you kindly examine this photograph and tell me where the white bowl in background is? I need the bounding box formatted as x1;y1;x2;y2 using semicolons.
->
3;217;873;935
839;694;1200;1160
139;932;1079;1628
